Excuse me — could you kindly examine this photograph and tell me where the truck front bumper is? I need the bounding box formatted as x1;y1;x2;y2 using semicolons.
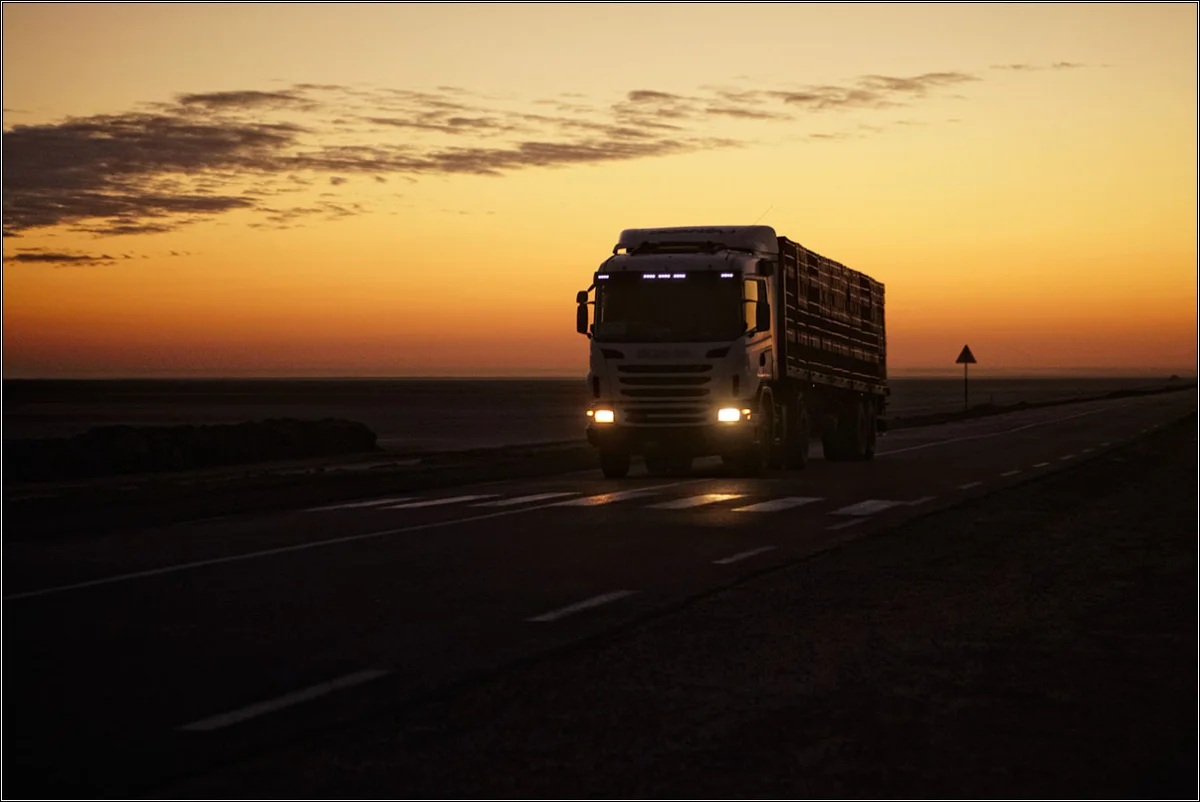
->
586;423;756;456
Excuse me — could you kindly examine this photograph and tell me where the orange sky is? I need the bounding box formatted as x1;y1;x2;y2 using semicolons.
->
3;3;1196;378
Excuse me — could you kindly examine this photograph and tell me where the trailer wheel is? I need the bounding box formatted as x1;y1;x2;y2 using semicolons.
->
862;400;877;460
599;449;631;478
821;420;844;462
786;395;811;470
834;398;873;461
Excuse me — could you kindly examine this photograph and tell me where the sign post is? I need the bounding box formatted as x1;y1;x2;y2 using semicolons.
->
956;345;977;411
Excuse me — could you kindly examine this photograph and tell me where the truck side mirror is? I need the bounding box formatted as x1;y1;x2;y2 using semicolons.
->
755;299;771;333
576;290;588;304
576;303;589;336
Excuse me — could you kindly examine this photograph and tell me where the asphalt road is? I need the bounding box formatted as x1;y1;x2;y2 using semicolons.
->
3;389;1194;797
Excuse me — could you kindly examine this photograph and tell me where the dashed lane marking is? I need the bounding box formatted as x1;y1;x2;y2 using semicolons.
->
1000;470;1021;477
305;497;416;512
528;590;635;623
832;500;900;516
732;497;822;513
647;493;746;510
552;489;660;506
178;670;390;732
1082;447;1094;453
1032;462;1050;468
958;481;983;490
1100;442;1111;447
878;403;1133;457
1060;454;1075;461
713;546;777;565
473;492;579;507
382;494;499;509
827;519;865;531
550;479;706;507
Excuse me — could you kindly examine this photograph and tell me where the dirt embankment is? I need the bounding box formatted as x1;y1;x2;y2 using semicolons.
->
3;419;378;483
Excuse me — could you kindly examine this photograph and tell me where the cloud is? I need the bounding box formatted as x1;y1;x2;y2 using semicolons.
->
7;248;118;266
991;61;1087;71
2;68;1040;240
177;90;314;110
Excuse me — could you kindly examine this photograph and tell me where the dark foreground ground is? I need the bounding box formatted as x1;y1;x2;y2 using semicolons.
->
167;414;1198;798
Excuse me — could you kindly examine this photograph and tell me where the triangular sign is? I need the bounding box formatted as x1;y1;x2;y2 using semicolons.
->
956;345;977;364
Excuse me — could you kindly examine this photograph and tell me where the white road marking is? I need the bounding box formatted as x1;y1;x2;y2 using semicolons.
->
832;499;900;516
473;492;578;507
527;590;635;623
178;669;390;732
549;479;706;506
553;489;660;506
1000;470;1021;477
305;497;416;512
647;493;746;510
905;496;936;506
958;481;983;490
382;494;498;509
1100;442;1111;447
827;519;865;531
1060;454;1075;460
1082;447;1094;453
732;497;822;513
878;403;1133;457
4;487;707;603
1032;462;1050;468
713;545;777;565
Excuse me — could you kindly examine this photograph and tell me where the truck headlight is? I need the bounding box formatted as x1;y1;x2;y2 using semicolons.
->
593;409;615;424
717;407;742;422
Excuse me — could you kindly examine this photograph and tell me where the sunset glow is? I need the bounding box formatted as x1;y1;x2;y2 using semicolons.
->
3;3;1196;378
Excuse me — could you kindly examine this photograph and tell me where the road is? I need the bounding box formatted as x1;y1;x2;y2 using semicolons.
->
3;389;1194;797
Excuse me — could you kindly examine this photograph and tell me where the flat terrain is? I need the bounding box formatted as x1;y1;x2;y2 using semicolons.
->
3;389;1195;797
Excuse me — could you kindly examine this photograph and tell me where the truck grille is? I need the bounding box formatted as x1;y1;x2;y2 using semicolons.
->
616;364;712;425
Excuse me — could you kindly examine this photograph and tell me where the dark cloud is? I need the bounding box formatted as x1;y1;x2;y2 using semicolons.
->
7;249;118;266
2;69;1018;241
177;90;314;110
991;63;1041;71
1052;61;1085;69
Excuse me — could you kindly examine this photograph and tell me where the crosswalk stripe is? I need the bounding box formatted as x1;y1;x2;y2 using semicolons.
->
382;494;498;509
305;497;416;512
647;493;745;510
552;489;661;507
732;496;822;513
832;499;900;516
473;492;579;507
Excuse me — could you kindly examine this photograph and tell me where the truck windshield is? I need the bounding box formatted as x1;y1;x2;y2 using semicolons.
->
593;272;743;343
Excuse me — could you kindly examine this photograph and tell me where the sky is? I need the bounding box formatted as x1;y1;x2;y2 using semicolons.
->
3;2;1196;378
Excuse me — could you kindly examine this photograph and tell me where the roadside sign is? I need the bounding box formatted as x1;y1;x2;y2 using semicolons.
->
956;344;976;410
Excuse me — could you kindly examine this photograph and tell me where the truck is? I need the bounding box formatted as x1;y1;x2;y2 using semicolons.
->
575;225;887;478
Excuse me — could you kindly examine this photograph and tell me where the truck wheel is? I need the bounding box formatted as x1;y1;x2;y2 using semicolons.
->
822;423;844;462
732;393;773;476
836;398;872;461
599;449;630;478
787;396;811;470
862;401;877;460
